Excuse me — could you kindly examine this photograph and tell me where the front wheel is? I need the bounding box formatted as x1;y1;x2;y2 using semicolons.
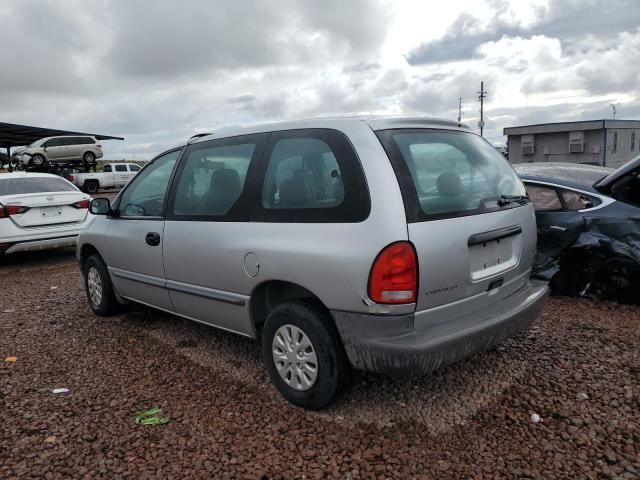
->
30;154;46;170
83;254;119;316
261;301;351;410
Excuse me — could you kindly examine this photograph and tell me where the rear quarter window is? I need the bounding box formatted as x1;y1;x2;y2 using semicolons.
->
525;184;562;211
561;189;600;210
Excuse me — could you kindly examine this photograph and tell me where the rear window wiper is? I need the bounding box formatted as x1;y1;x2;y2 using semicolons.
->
497;195;529;206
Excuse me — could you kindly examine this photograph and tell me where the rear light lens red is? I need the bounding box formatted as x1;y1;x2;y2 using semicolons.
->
72;199;90;209
65;174;75;182
368;241;418;304
3;205;30;216
0;205;30;217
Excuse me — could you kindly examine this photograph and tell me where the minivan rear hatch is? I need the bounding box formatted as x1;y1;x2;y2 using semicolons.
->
375;128;538;320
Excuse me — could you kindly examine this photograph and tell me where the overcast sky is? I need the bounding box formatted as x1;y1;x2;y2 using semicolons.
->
1;0;639;159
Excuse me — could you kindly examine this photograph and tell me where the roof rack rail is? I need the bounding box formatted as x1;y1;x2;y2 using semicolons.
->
187;132;213;144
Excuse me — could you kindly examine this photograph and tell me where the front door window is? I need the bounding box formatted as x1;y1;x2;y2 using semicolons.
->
117;150;181;217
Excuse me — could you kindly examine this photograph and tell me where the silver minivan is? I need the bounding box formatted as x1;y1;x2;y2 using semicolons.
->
14;135;103;170
78;117;547;409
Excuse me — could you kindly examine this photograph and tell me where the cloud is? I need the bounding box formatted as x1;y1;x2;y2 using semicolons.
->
105;0;389;79
0;0;638;161
407;0;640;65
401;69;498;116
0;1;93;95
406;13;521;65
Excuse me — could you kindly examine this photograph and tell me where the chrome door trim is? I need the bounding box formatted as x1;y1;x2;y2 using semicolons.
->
165;279;247;306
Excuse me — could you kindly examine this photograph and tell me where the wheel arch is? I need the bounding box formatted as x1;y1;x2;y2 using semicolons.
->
78;243;104;268
249;280;332;339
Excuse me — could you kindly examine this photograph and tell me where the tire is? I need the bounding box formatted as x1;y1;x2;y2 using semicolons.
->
261;300;351;410
82;254;118;316
83;151;96;165
30;154;46;170
84;181;99;194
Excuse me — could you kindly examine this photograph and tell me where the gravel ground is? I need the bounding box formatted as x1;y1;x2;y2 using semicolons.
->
1;253;639;479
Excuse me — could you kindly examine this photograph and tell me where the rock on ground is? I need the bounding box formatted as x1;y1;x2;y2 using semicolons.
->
1;251;639;479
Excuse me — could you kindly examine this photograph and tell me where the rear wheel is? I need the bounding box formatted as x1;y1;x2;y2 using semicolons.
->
83;254;118;316
84;180;99;194
261;300;351;410
83;151;96;165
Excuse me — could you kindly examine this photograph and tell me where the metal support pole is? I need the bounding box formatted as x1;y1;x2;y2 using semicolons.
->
478;81;487;137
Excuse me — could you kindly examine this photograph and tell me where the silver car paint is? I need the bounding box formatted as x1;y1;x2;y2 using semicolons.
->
103;218;174;311
161;120;410;337
79;117;542;358
16;136;103;166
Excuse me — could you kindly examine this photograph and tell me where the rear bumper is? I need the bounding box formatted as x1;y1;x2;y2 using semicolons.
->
332;280;548;375
2;234;78;254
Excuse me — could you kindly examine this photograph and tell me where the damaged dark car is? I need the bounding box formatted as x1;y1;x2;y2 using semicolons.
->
514;158;640;304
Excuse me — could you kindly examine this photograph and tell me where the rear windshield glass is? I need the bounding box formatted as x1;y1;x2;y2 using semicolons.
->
377;129;528;221
0;177;77;195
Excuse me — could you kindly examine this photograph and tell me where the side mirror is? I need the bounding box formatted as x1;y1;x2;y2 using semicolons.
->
90;198;111;215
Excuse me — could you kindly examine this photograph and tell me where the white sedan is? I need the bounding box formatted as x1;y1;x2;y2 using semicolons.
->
0;172;92;255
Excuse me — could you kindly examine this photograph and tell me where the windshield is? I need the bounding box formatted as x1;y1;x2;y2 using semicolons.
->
0;177;78;196
377;129;528;221
26;138;44;147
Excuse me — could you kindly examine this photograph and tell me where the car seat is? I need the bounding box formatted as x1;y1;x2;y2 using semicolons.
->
201;168;242;215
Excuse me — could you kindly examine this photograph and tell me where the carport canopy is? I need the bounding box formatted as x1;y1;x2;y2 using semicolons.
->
0;121;124;151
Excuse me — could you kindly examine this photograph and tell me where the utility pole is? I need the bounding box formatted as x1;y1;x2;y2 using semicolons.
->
610;103;616;119
478;81;487;137
457;97;462;123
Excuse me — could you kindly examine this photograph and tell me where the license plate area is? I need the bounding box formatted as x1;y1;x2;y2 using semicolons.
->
39;206;64;217
469;237;519;281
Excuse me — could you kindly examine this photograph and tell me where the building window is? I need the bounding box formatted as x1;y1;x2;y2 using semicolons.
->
521;134;535;155
613;131;618;152
632;131;636;151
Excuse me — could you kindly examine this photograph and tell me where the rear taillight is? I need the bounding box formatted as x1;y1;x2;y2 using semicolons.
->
65;174;75;182
0;205;30;217
368;241;418;304
71;199;90;209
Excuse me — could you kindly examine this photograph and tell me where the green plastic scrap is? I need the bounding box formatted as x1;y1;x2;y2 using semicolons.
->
135;408;169;426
